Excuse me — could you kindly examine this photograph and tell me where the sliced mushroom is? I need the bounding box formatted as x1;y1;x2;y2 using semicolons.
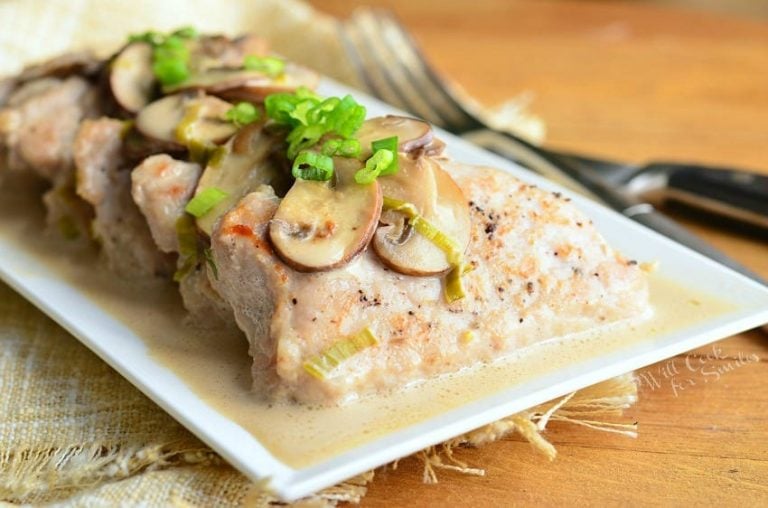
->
378;153;438;217
175;95;239;147
355;116;434;158
191;34;270;70
269;157;382;272
420;137;446;157
217;63;320;103
194;123;290;236
165;62;319;103
135;93;237;150
373;157;470;276
109;42;156;113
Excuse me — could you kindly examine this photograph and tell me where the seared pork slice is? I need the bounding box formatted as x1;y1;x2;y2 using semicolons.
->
0;76;99;183
178;266;238;330
130;153;234;326
212;162;651;405
211;186;282;392
74;118;173;279
131;154;202;253
42;181;94;243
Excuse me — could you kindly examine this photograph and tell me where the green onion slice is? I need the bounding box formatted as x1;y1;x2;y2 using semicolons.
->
292;151;334;181
264;87;320;127
243;55;285;77
185;187;229;218
382;197;469;302
173;214;199;282
152;53;189;86
372;136;399;176
321;138;361;158
355;149;394;184
263;89;368;180
286;124;325;159
128;27;198;87
325;95;367;138
303;327;379;380
224;102;260;127
171;26;198;39
203;247;219;280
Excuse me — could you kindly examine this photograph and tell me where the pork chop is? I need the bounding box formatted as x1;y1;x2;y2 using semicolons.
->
211;161;651;405
74;118;174;279
0;76;99;184
131;154;202;253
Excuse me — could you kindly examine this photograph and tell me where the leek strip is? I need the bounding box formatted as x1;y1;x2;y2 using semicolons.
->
173;214;199;282
382;197;468;301
303;327;379;380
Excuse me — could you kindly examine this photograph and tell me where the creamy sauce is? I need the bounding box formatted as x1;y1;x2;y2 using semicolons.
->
0;180;736;468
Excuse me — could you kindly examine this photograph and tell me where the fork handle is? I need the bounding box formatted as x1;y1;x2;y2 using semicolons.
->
652;163;768;229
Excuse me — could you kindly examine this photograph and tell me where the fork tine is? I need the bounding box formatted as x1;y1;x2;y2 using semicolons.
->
336;12;381;100
343;10;440;122
370;10;481;132
358;9;454;125
338;11;397;107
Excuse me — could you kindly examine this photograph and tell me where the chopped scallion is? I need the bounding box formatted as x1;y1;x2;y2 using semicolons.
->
128;27;197;87
325;95;367;138
286;124;325;160
354;149;395;184
371;136;398;154
203;247;219;280
243;55;285;77
382;197;469;302
173;215;199;282
321;138;361;158
292;151;334;181
264;87;320;127
263;89;368;179
185;187;229;218
152;53;189;86
224;102;260;127
303;327;379;380
372;136;399;176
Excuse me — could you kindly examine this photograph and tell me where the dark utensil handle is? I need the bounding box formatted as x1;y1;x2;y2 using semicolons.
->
624;204;767;284
656;164;768;229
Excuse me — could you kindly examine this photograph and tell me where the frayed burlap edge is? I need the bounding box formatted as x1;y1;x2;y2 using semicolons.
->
1;374;637;506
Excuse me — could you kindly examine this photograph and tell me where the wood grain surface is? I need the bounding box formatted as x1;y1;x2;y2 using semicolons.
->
308;1;768;505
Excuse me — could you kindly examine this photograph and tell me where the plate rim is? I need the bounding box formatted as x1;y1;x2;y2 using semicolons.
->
1;76;767;501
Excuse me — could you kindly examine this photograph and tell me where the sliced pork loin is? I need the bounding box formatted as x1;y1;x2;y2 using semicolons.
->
129;152;235;327
0;76;100;184
211;186;282;391
42;182;94;243
211;162;651;405
131;154;202;253
178;266;238;330
74;118;174;279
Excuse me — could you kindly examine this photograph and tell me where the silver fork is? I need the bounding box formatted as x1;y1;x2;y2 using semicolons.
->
338;8;766;283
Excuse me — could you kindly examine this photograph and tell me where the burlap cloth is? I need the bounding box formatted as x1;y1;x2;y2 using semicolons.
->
0;1;638;505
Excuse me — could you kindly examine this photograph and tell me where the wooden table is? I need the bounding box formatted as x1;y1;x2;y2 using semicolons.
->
309;1;768;505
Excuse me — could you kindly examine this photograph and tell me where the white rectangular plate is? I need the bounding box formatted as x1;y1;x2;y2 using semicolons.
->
1;78;767;501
